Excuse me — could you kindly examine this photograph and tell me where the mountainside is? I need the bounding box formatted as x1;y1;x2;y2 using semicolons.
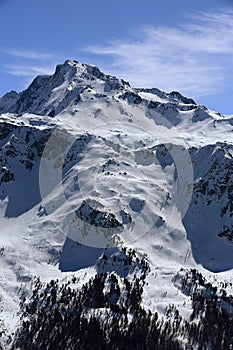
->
0;59;233;349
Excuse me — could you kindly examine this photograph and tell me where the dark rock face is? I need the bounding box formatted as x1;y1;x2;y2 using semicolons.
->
0;90;19;111
169;90;196;105
75;199;123;229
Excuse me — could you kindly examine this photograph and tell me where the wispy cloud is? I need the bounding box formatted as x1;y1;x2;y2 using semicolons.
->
6;64;56;77
1;48;59;60
87;10;233;98
1;48;62;85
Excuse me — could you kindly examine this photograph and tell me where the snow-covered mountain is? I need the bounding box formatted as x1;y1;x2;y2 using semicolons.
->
1;60;233;349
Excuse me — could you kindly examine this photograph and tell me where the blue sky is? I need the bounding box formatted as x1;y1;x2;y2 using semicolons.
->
0;0;233;113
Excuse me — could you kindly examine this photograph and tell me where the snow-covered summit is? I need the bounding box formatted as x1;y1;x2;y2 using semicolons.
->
0;59;200;119
0;60;131;117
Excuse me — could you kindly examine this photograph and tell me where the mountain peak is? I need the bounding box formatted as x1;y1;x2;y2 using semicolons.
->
54;59;116;83
0;90;20;111
0;59;131;116
54;59;85;77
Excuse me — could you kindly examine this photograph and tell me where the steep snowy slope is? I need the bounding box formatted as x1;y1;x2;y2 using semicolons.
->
0;60;233;349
